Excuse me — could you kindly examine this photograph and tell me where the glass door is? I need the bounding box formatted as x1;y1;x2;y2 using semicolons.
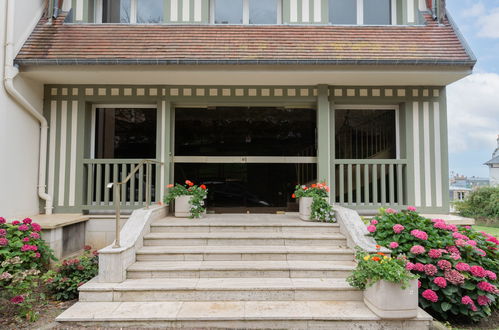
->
173;106;317;212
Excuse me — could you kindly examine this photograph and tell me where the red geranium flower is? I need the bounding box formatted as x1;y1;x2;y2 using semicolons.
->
185;180;194;187
292;193;296;199
200;184;207;190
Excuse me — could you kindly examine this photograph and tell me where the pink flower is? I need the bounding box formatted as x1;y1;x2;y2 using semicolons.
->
437;260;452;270
407;206;417;212
485;270;497;281
22;218;32;224
455;262;470;272
477;295;491;306
434;277;447;288
410;245;426;255
10;295;24;304
422;289;438;302
0;217;5;224
455;239;466;247
0;238;8;246
466;240;477;247
405;262;415;271
11;220;20;225
446;246;459;254
477;281;498;293
22;237;30;242
434;221;448;230
370;219;378;225
385;208;397;214
464;226;471;230
367;225;376;233
444;269;465;285
413;263;425;272
34;252;41;258
389;242;399;249
0;229;6;236
18;224;29;231
31;223;41;232
30;232;40;239
410;229;428;240
450;252;461;260
446;224;458;232
474;248;486;256
424;264;438;276
470;265;486;278
418;280;421;288
428;249;442;259
461;295;474;305
453;232;468;240
392;224;405;234
0;272;13;280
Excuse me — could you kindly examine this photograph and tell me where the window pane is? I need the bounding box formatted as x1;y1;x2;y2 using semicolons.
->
329;0;356;24
364;0;391;24
249;0;277;24
102;0;131;23
215;0;243;24
335;110;396;159
137;0;164;23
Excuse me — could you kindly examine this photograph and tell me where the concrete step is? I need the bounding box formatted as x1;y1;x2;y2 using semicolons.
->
143;232;347;246
136;245;354;261
56;300;433;329
151;218;340;234
79;278;362;302
126;260;355;279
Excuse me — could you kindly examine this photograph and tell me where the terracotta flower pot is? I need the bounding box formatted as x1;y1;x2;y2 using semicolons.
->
299;197;313;221
174;195;193;218
363;279;418;319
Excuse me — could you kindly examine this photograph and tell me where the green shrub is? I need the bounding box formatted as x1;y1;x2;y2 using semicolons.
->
368;208;499;322
455;187;499;223
45;246;99;301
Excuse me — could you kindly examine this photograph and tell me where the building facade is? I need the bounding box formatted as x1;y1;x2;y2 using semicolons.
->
485;136;499;187
3;0;475;218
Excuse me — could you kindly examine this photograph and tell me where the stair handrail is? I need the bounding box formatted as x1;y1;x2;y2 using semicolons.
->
106;159;163;248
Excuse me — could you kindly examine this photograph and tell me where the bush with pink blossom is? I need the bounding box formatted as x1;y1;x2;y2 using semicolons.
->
368;208;499;322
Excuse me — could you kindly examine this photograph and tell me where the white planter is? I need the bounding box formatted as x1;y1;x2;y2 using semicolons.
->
174;195;193;218
363;279;418;319
299;197;313;221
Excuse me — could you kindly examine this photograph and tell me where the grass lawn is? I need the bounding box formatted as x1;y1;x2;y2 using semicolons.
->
473;225;499;237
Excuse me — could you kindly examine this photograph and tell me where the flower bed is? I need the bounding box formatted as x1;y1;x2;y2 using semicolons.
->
368;208;499;322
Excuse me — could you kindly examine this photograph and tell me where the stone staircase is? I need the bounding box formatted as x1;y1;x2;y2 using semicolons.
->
56;214;432;329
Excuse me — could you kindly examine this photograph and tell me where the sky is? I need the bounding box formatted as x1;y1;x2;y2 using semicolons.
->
445;0;499;178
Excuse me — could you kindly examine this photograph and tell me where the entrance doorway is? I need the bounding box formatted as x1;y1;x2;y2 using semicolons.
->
173;106;317;212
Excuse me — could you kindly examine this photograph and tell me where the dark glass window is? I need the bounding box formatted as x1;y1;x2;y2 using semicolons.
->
95;108;157;159
249;0;278;24
335;109;396;159
102;0;131;23
137;0;164;23
215;0;243;24
364;0;391;24
175;107;316;157
329;0;357;24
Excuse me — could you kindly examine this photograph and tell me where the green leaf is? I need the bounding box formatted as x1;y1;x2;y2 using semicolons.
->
441;302;452;312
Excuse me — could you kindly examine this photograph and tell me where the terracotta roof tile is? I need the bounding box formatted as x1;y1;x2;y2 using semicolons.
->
15;14;475;66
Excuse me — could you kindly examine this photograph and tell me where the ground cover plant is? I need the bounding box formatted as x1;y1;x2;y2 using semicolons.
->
0;217;55;321
367;208;499;322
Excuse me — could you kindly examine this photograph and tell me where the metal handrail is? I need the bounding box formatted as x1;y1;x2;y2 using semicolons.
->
106;159;163;248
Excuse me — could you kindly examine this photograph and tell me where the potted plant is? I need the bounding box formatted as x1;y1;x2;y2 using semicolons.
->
165;180;208;219
347;247;419;319
292;182;335;222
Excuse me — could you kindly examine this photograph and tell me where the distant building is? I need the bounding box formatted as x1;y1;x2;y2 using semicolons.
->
448;173;489;208
484;136;499;187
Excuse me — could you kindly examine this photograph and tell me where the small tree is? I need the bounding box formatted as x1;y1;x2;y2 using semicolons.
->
454;187;499;225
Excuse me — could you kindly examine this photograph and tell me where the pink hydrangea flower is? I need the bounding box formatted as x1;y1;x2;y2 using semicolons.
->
22;218;32;224
405;262;415;271
22;237;30;242
446;246;459;254
428;249;442;259
393;224;405;234
385;208;397;214
418;280;421;288
464;226;471;230
370;219;378;225
477;281;498;293
444;270;465;285
437;260;452;270
367;225;376;233
477;295;491;306
434;221;448;230
0;229;6;236
433;277;447;288
30;232;40;239
461;296;474;306
455;239;466;247
422;289;438;302
34;252;41;258
0;238;8;246
11;220;20;225
424;264;438;276
455;262;470;272
450;252;461;260
410;245;426;255
474;248;486;256
407;206;417;212
20;244;38;252
413;263;425;272
470;265;486;278
10;295;24;304
446;224;458;232
31;223;41;232
18;224;29;231
466;240;477;247
485;270;497;281
389;242;399;249
0;217;6;224
410;229;428;240
453;232;469;240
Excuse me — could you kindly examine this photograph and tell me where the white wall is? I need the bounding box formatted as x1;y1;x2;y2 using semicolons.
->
490;166;499;187
0;0;46;218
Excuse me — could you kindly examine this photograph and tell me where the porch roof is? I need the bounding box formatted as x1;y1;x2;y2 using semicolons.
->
15;13;475;68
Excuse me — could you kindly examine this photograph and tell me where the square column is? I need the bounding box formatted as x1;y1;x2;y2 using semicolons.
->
317;85;331;187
